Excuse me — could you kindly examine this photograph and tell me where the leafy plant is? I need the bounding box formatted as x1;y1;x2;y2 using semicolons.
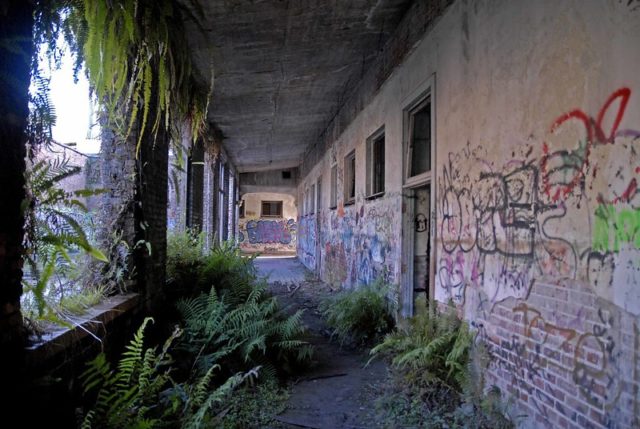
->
81;317;255;429
370;305;514;428
319;278;395;346
81;318;175;428
177;283;313;379
162;365;260;429
60;0;212;154
370;305;472;393
166;229;206;293
198;241;259;301
22;156;107;321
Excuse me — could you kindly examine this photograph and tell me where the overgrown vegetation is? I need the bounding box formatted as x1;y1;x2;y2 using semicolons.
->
178;284;312;378
319;278;395;346
166;229;205;293
168;230;313;376
21;0;216;324
80;317;258;428
369;305;514;428
82;239;313;428
22;156;107;323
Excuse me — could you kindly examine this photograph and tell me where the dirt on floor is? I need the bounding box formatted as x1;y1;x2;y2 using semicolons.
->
255;257;388;429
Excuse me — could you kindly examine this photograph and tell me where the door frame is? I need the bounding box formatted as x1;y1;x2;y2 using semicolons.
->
400;74;436;318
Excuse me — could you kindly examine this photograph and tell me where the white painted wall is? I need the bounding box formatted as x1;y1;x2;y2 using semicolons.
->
297;1;640;426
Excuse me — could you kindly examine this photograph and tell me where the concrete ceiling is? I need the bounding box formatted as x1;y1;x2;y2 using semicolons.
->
180;0;414;173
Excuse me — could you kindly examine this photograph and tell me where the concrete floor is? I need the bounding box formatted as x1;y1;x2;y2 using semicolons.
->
254;256;387;429
254;255;309;285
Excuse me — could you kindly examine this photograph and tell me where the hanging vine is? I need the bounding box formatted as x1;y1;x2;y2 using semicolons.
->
22;0;213;323
67;0;210;154
37;0;212;154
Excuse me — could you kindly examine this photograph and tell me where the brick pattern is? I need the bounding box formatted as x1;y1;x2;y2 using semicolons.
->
471;279;640;428
186;140;204;231
137;126;169;312
98;118;137;288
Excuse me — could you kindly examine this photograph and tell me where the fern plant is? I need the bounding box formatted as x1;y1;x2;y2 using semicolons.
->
370;305;515;428
81;317;255;429
198;240;259;301
161;365;260;429
22;156;107;321
370;304;471;393
319;278;395;346
81;318;177;428
166;229;206;294
60;0;212;155
177;283;313;379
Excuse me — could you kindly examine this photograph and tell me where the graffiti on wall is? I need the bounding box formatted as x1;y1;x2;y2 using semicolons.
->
238;218;297;252
438;87;640;315
318;200;399;289
438;88;640;427
475;282;640;428
298;215;317;269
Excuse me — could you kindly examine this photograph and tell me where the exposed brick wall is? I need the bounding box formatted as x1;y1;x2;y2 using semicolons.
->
166;131;238;249
202;143;219;249
137;126;169;312
186;140;204;231
98;119;137;291
471;278;640;428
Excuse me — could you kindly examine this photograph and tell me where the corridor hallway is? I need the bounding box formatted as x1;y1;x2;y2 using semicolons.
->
255;257;387;429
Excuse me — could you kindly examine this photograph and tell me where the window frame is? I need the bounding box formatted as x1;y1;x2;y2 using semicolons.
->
366;126;385;199
404;85;435;188
261;200;283;218
343;150;356;205
316;176;322;215
329;165;337;209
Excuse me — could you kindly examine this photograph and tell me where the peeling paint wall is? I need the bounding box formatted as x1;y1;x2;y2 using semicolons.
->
238;192;297;254
297;0;640;427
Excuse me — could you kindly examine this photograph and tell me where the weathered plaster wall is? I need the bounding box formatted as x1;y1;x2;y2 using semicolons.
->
238;192;297;254
297;0;640;427
239;169;299;195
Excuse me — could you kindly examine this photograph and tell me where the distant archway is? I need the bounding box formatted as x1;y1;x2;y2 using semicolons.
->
238;192;297;255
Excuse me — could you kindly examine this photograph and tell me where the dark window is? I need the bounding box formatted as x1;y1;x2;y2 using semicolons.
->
409;97;431;177
316;177;322;214
282;170;291;179
367;129;385;197
344;150;356;204
261;200;283;217
330;165;337;208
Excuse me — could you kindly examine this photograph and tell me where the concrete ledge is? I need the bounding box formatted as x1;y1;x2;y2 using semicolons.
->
25;293;140;371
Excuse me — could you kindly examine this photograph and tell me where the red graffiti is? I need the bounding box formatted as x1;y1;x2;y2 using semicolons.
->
541;87;636;204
